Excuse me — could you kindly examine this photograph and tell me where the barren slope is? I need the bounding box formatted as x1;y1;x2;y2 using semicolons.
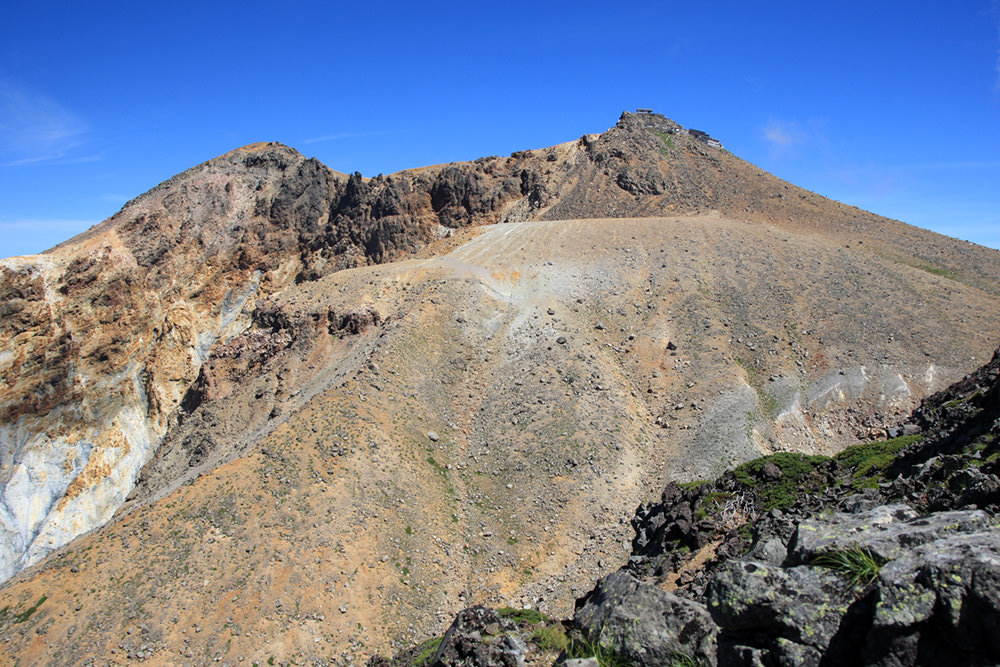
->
2;111;1000;664
1;211;997;664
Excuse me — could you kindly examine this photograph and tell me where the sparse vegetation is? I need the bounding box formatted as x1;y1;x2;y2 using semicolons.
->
426;455;447;475
654;130;675;154
695;490;733;521
734;356;779;418
918;264;959;280
0;595;47;627
409;635;444;666
565;632;635;667
531;622;570;652
669;652;704;667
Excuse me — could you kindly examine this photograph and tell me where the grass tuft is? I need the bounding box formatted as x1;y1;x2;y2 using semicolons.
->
669;651;704;667
813;546;886;586
564;632;635;667
570;644;632;666
530;623;570;652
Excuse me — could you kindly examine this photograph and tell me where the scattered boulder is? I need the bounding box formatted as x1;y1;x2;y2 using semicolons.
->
761;460;783;480
574;571;717;666
429;606;525;667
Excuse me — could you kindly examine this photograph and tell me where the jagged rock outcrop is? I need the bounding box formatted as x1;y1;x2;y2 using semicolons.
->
703;507;1000;666
426;607;527;667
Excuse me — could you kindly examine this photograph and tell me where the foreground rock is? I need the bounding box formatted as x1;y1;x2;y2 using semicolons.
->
430;607;528;667
575;571;716;665
574;505;1000;666
709;508;1000;666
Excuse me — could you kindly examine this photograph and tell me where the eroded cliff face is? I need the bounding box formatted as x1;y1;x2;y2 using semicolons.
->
0;125;606;581
0;181;260;579
0;136;564;580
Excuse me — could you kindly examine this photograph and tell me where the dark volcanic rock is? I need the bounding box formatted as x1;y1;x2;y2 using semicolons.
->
786;505;994;564
706;561;852;663
575;571;717;666
598;344;1000;666
864;531;1000;665
429;606;525;667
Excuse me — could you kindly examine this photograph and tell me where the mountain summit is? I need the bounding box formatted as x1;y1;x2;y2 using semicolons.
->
1;112;998;663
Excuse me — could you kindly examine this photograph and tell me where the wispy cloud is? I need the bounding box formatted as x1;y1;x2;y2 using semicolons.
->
300;131;382;145
3;151;104;167
761;118;832;161
762;120;808;149
0;81;89;165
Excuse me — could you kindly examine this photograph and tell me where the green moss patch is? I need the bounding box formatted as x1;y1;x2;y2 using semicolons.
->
0;595;47;627
836;434;921;490
497;607;549;625
733;452;830;510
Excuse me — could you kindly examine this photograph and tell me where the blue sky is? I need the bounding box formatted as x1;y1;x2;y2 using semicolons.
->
2;1;999;257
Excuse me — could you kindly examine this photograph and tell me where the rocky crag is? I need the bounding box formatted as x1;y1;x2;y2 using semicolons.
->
1;112;999;664
377;345;1000;666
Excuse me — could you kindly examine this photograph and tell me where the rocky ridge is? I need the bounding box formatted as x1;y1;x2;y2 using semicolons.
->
0;112;999;664
377;346;1000;666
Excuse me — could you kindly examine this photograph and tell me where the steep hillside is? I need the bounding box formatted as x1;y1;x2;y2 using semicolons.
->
0;112;999;664
371;345;1000;666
